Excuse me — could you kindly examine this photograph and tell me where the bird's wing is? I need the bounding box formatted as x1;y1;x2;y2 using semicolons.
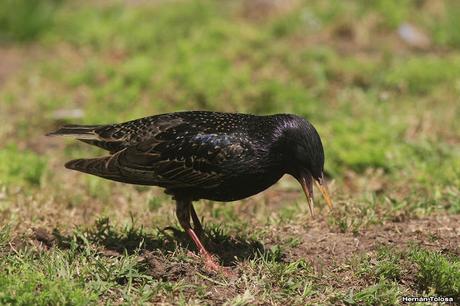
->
64;125;256;189
112;132;255;189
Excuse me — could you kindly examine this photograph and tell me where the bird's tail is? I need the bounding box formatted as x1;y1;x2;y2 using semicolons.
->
65;156;119;178
46;125;102;140
65;153;152;185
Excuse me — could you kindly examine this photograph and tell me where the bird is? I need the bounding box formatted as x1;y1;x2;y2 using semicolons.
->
47;111;333;272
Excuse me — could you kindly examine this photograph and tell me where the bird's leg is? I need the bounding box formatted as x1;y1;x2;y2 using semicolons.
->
190;203;204;237
176;198;221;272
190;203;218;251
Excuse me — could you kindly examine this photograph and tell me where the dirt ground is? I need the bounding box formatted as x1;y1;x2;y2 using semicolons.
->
29;214;460;277
19;212;458;304
291;214;460;266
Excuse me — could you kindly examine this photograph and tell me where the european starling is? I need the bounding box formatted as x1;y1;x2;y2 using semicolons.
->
48;111;333;271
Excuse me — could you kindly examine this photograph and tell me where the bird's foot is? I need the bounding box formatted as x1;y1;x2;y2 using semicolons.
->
188;250;232;276
202;253;221;271
184;228;234;276
202;253;234;276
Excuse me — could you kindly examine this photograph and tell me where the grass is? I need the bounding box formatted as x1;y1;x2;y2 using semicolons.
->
342;279;401;306
411;248;460;299
0;0;459;304
0;144;47;186
0;0;62;42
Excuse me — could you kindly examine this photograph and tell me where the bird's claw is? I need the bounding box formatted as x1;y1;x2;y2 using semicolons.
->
202;253;234;276
203;254;221;271
186;250;232;276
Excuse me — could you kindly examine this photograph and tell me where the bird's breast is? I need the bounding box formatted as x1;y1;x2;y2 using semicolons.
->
191;168;284;202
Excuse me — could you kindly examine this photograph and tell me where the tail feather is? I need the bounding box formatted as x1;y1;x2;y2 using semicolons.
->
47;125;102;139
65;155;155;185
47;124;126;152
65;156;122;180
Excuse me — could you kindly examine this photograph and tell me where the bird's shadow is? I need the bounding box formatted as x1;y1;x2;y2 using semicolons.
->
49;217;283;266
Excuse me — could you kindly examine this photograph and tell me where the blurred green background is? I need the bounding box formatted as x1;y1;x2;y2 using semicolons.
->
0;0;459;304
1;0;459;184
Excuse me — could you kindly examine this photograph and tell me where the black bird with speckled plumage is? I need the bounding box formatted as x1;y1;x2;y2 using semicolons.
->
48;111;333;272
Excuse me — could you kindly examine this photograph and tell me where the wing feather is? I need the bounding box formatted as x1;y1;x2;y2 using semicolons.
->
109;132;255;189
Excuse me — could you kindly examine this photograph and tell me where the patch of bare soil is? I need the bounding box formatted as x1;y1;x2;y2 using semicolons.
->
29;214;460;270
273;214;460;300
32;227;56;249
239;0;299;21
290;214;460;270
0;46;23;87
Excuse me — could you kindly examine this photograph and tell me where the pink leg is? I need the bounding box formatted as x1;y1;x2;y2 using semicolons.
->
186;228;220;271
176;199;222;272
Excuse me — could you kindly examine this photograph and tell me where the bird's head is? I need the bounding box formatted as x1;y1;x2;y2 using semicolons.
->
273;115;333;215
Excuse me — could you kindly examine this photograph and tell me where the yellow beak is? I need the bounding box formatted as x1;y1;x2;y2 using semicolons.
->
299;175;315;216
314;180;333;209
298;173;333;216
